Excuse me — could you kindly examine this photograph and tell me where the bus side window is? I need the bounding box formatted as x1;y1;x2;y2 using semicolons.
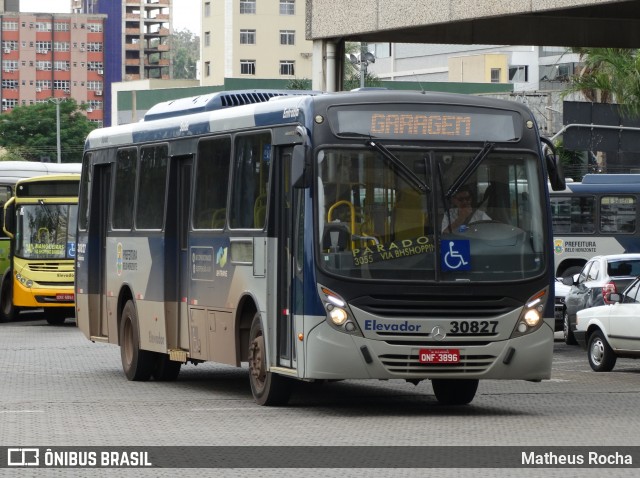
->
230;132;271;229
194;137;231;229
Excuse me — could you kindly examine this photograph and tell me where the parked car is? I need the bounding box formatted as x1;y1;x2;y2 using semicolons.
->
554;277;571;332
575;276;640;371
562;254;640;345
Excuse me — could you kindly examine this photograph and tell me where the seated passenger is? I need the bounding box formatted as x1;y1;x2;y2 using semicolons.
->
441;186;491;232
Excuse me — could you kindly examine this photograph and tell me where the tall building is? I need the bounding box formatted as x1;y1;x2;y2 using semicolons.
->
72;0;173;125
0;11;106;126
202;0;312;86
0;1;19;12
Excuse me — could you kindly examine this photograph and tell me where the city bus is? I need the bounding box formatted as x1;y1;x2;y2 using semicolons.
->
551;174;640;278
1;162;82;277
76;89;565;406
1;173;81;324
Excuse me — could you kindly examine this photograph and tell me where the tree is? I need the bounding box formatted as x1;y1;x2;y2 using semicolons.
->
0;100;96;163
172;28;200;80
564;48;640;115
562;48;640;172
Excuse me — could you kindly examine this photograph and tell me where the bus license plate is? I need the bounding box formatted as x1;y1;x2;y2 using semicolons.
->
419;349;460;364
56;294;74;301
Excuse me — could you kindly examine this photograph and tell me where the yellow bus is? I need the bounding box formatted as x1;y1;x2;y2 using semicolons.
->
1;173;80;324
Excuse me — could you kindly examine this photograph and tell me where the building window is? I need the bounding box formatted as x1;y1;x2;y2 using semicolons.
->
204;2;211;17
240;60;256;75
204;31;211;47
2;21;18;31
54;22;70;31
280;0;295;15
280;61;295;76
490;68;501;83
205;61;211;77
240;29;256;45
240;0;256;14
280;30;295;45
509;66;528;83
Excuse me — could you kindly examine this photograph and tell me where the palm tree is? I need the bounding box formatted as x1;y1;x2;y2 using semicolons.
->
564;48;640;116
562;48;640;173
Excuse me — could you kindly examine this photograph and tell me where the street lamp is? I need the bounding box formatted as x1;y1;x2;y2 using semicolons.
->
349;43;376;89
48;98;64;163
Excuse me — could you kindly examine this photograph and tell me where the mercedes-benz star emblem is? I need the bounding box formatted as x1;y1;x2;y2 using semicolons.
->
431;326;446;341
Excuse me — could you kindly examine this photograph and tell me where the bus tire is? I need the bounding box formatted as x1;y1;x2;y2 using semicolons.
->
588;330;617;372
432;379;478;405
46;308;72;325
120;300;155;381
0;273;19;323
153;354;181;381
248;312;292;406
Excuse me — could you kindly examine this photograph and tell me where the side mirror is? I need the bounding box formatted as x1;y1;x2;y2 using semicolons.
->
608;292;621;303
562;275;575;286
540;137;566;191
291;144;310;189
2;196;15;238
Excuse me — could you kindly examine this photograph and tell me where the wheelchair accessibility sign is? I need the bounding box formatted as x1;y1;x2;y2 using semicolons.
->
441;240;471;271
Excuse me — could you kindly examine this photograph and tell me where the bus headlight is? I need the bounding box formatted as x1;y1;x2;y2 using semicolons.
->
15;273;33;288
317;284;363;336
511;288;547;338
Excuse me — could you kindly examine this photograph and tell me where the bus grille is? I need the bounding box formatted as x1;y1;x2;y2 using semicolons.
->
351;295;519;319
378;353;497;375
27;263;72;272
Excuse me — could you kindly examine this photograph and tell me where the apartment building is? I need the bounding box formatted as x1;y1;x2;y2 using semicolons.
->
0;11;106;126
72;0;172;125
202;0;312;86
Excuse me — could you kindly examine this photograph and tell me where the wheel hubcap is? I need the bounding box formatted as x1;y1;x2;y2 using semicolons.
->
590;338;604;366
249;334;266;390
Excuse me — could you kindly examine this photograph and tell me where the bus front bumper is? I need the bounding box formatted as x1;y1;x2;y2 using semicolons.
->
12;280;75;308
303;320;553;382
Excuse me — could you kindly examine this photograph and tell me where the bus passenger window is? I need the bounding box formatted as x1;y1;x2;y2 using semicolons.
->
112;148;136;230
230;133;271;229
136;145;168;230
194;137;231;229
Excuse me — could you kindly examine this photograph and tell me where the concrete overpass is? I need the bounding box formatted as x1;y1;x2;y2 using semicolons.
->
306;0;640;90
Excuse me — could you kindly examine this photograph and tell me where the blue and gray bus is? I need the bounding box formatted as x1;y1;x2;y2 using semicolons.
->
551;174;640;278
75;89;564;406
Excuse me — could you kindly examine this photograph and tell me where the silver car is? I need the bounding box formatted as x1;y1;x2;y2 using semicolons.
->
562;254;640;345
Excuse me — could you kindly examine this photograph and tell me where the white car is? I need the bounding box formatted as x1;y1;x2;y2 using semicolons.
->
575;277;640;372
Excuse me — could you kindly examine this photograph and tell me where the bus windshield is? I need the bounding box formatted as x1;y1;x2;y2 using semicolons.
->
15;203;78;259
317;147;545;282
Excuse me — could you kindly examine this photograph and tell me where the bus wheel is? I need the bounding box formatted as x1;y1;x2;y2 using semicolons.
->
431;379;478;405
153;354;181;381
119;300;155;381
0;276;18;323
248;312;292;406
46;308;71;325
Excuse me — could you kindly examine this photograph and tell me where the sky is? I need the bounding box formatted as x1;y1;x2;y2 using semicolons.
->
19;0;201;34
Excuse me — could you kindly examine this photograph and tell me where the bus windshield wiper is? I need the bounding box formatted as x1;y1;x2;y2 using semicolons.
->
366;138;430;193
38;199;56;226
446;142;495;198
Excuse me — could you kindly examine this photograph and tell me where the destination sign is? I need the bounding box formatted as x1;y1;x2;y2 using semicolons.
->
329;105;521;142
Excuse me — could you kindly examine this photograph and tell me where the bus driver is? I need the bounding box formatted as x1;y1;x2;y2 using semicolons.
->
441;185;491;232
